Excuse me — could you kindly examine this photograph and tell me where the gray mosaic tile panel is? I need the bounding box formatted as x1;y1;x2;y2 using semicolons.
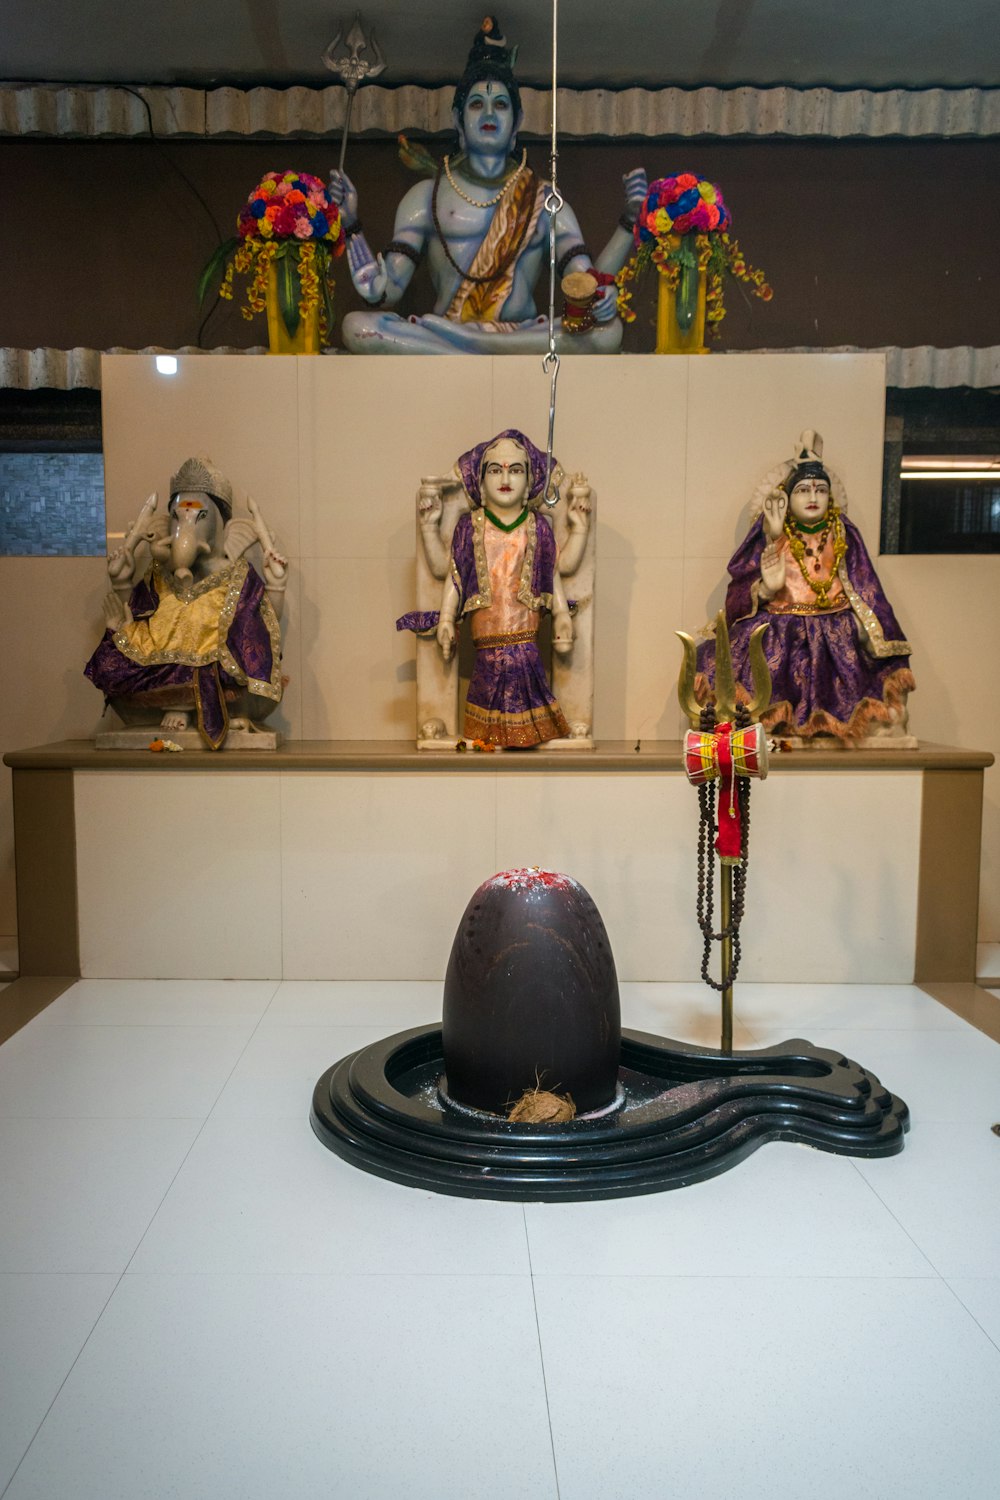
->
0;451;107;557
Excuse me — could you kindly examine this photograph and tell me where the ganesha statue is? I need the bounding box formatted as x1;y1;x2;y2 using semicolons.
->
85;455;286;750
694;431;915;745
397;428;595;749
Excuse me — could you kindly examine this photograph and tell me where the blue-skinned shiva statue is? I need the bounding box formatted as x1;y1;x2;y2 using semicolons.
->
329;15;647;354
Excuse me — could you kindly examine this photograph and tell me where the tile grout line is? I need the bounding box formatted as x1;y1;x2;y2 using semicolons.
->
522;1206;563;1500
0;989;276;1489
0;1272;123;1500
105;978;285;1278
939;1278;1000;1359
843;1154;947;1279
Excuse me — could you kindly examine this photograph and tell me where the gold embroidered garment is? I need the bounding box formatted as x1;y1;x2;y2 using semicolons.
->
470;523;538;641
455;509;555;619
445;171;545;324
112;559;281;697
114;562;245;665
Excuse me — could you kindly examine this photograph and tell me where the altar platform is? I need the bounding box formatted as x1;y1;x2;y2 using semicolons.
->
7;739;990;988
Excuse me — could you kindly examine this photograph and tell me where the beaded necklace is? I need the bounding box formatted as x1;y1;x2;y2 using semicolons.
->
443;150;527;205
783;505;847;608
431;163;536;286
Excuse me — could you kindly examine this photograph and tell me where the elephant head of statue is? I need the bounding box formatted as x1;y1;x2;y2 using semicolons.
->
148;455;235;585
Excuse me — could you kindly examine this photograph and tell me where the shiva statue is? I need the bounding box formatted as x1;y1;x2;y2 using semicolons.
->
695;431;916;744
397;428;595;748
330;15;646;354
85;455;286;750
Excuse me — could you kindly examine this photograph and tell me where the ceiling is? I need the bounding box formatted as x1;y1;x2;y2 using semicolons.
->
5;0;1000;91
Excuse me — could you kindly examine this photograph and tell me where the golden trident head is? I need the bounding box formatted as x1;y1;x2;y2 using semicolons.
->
676;610;772;728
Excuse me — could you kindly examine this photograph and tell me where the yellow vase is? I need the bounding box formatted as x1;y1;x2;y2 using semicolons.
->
655;254;709;356
265;260;321;355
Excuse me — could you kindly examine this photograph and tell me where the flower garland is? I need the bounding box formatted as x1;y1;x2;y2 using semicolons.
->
615;173;772;335
784;504;847;608
199;171;346;341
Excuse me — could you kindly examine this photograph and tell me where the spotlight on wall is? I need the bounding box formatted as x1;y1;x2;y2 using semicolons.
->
155;356;178;375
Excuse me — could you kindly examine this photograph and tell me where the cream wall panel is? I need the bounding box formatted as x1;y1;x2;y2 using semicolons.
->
594;555;684;742
494;773;703;982
877;552;1000;941
6;353;995;958
298;357;494;560
101;356;302;559
0;557;109;933
494;769;921;983
489;356;688;562
75;772;283;979
68;766;922;981
684;353;887;557
298;557;415;740
738;770;922;982
279;773;497;979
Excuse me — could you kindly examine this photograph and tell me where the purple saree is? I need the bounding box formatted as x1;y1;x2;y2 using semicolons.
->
696;516;915;738
397;506;569;747
85;562;281;749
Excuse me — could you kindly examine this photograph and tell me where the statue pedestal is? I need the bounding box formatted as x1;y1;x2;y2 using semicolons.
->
94;727;281;752
776;734;919;751
539;735;595;751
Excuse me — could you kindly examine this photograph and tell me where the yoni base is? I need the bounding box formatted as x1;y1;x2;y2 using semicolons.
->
95;727;281;751
311;1023;909;1202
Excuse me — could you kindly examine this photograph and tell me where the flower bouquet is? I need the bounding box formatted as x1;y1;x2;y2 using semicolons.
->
199;171;346;352
616;174;772;351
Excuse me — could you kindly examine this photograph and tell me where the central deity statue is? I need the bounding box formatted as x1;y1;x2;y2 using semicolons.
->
330;16;645;354
398;428;593;747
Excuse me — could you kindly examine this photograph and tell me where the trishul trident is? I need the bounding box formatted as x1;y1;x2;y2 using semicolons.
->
323;13;386;174
676;612;772;1052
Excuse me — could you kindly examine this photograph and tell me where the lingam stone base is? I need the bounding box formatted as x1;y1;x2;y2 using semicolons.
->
311;1027;908;1201
311;868;908;1201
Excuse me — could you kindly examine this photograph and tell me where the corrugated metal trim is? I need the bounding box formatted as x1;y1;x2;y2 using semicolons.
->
4;82;1000;139
3;347;999;391
0;347;267;389
739;346;1000;387
885;345;1000;388
0;86;206;137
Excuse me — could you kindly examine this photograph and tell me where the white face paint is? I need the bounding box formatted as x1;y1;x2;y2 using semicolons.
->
480;438;530;513
788;477;831;524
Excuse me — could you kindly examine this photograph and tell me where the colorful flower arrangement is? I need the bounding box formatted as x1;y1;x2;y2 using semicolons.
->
198;171;346;340
616;173;772;335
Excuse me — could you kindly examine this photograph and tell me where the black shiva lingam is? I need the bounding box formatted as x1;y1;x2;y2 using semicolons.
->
311;861;908;1201
312;606;907;1200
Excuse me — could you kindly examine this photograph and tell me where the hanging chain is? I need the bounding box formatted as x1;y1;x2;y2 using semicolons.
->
542;0;563;506
695;703;754;992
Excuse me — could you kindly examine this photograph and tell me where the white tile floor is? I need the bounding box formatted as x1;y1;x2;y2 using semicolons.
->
1;978;1000;1499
